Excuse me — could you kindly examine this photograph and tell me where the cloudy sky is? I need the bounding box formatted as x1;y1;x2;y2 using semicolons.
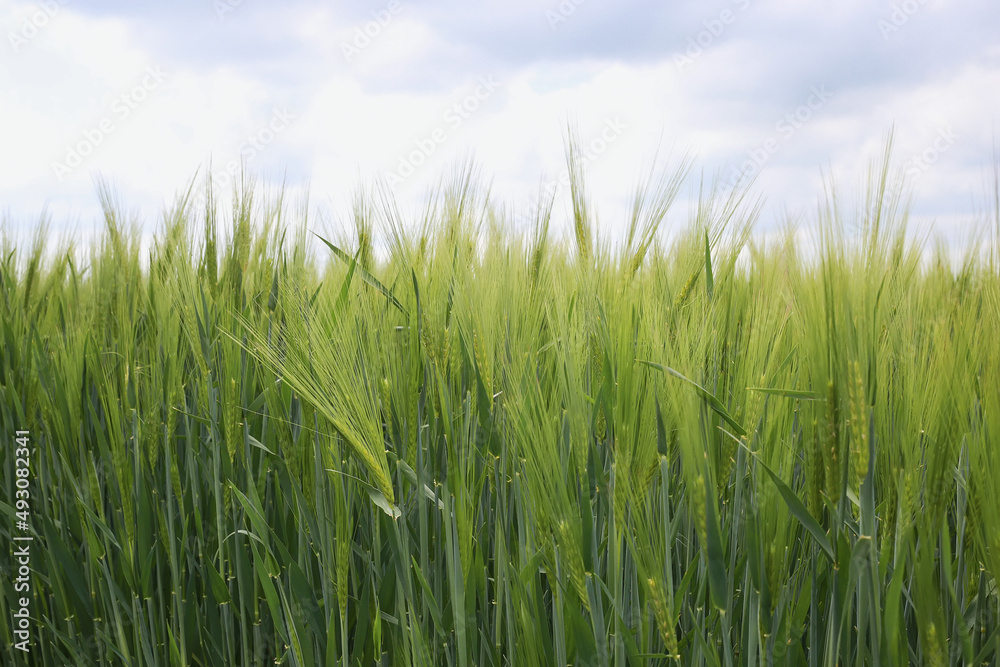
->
2;0;999;247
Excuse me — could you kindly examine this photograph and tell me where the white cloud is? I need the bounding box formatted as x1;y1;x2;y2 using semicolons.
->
0;0;997;251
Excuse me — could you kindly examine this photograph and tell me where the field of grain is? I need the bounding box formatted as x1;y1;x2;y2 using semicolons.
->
2;143;1000;665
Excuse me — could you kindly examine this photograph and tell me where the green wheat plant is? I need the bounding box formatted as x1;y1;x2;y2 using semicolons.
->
1;133;999;666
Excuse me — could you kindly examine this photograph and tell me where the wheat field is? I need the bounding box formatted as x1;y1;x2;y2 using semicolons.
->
2;139;1000;665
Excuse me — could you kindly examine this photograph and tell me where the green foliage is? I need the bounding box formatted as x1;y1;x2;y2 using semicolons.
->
1;140;999;666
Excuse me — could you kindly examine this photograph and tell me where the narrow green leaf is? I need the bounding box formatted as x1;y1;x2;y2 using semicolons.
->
704;229;714;300
640;359;747;436
746;446;835;562
335;249;360;313
367;487;401;519
206;558;230;604
248;539;288;644
410;556;446;634
746;387;819;400
313;232;407;315
704;471;728;611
